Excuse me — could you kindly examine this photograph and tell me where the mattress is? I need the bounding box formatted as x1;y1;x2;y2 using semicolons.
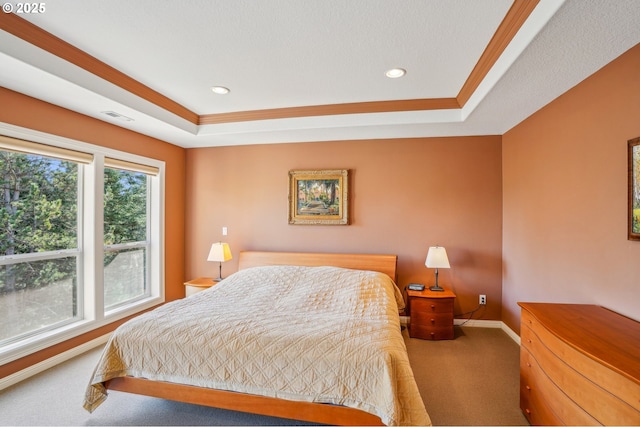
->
83;265;431;426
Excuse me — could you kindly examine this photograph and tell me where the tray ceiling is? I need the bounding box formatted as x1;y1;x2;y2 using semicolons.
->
1;0;639;148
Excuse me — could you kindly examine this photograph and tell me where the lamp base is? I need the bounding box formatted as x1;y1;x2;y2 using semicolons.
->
429;268;445;291
213;262;224;282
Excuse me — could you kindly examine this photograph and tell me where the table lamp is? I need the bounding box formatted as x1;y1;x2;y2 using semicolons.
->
207;242;232;281
425;246;450;291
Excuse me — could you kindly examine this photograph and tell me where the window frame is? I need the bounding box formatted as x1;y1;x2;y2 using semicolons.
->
0;123;165;365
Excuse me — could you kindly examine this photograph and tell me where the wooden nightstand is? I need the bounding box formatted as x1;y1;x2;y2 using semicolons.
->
407;287;456;340
184;277;217;297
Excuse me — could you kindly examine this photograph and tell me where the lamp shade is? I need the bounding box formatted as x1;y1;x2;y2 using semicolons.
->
207;242;232;262
425;246;450;269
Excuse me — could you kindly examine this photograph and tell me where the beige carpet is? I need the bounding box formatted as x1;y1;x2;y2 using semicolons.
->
0;326;528;426
406;327;528;426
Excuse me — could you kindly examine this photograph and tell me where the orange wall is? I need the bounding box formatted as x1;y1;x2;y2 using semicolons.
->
185;136;503;320
0;88;186;378
502;43;640;332
3;37;637;384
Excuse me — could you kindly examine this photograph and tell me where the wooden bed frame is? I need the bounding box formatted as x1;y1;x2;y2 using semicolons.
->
105;251;398;425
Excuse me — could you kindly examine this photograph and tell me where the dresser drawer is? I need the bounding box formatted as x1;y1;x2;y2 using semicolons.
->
519;303;640;426
520;351;563;425
521;333;599;425
522;309;640;411
523;312;640;424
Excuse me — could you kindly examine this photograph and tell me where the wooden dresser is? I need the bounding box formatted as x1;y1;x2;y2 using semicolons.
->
518;302;640;425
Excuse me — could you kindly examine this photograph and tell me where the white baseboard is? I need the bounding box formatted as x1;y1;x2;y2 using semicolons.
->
455;319;521;345
403;317;503;328
404;316;521;345
405;316;503;329
500;322;521;345
0;333;111;391
454;318;502;328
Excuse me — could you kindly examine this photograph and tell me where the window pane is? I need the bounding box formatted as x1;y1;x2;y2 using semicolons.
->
0;150;80;344
0;257;78;343
104;247;146;309
104;167;148;309
0;151;78;256
104;168;147;245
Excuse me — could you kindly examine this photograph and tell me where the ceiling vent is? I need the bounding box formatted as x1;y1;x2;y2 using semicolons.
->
101;111;134;122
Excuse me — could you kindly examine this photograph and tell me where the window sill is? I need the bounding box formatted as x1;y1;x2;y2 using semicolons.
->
0;295;164;366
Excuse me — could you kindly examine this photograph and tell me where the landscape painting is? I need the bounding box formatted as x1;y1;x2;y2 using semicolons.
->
630;137;640;240
288;169;349;225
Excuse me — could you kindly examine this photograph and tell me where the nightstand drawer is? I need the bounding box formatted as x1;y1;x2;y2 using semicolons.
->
410;325;454;340
411;311;453;327
410;297;453;314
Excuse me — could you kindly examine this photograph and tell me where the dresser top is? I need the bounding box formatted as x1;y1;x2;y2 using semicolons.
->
519;302;640;385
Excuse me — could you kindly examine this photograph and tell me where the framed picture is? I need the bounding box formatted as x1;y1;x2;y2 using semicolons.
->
288;169;349;225
629;137;640;241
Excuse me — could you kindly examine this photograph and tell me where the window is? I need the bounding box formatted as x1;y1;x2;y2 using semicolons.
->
103;165;149;310
0;128;164;364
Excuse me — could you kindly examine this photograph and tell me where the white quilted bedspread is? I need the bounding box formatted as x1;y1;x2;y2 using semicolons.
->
83;265;431;426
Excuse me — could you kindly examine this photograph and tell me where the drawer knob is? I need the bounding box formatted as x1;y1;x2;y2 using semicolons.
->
526;362;531;367
430;332;435;338
430;318;435;324
525;409;531;415
525;385;531;391
527;339;532;344
430;304;436;310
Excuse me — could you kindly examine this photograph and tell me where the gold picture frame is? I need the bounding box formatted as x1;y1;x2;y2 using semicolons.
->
629;137;640;241
288;169;349;225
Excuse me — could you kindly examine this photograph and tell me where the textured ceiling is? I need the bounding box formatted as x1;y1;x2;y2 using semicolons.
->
1;0;639;148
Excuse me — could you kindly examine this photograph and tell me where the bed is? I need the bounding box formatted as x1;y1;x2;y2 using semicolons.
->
83;251;431;426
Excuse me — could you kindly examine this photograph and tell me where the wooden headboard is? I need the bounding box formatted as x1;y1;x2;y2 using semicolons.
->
238;251;398;282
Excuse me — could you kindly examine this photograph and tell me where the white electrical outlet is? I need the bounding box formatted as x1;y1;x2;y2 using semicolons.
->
479;294;487;305
222;226;228;236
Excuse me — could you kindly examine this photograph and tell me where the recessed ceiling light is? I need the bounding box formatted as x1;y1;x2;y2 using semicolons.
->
211;86;230;95
385;68;406;79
